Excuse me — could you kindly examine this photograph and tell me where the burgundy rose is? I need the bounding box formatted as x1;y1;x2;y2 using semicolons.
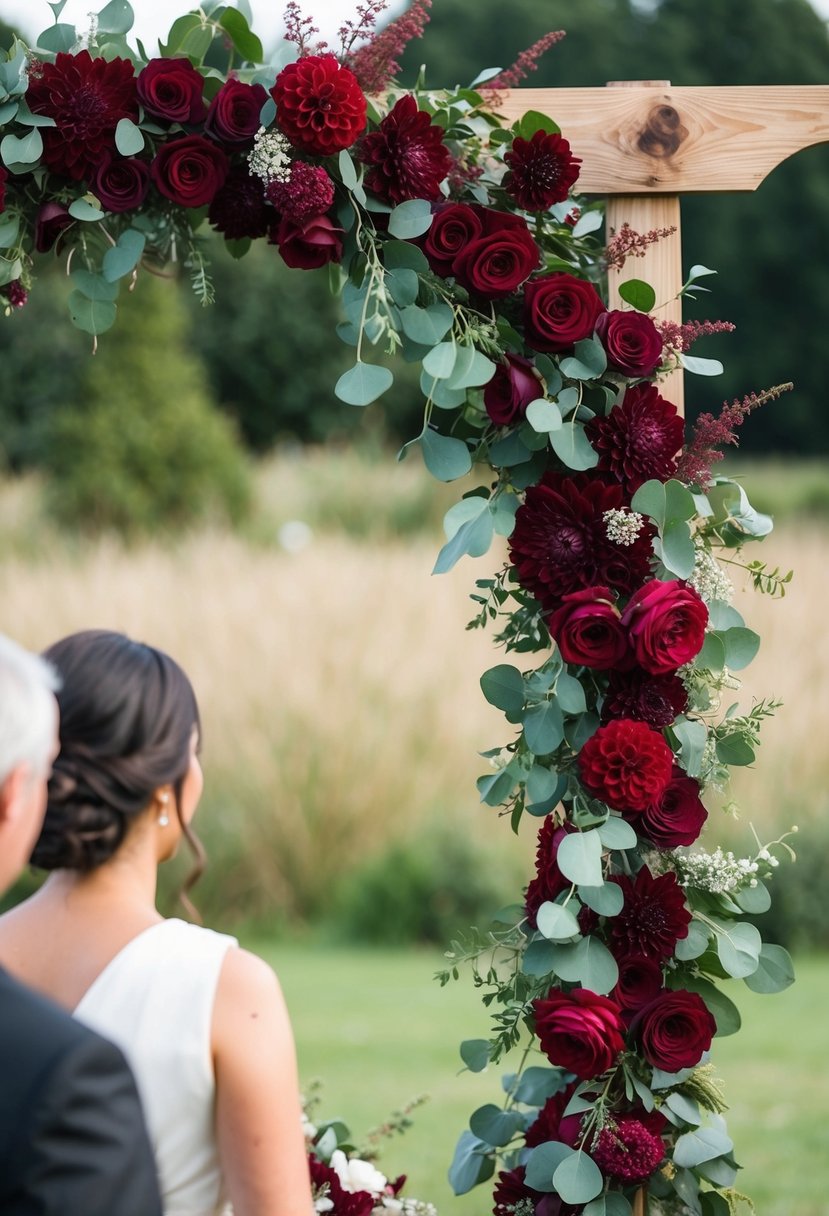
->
452;219;540;300
272;54;366;156
205;78;267;145
0;166;7;214
503;130;581;212
361;93;451;204
610;867;691;960
94;156;150;213
596;309;664;379
151;135;230;207
548;585;629;670
508;473;654;612
532;987;625;1079
601;668;688;728
26;51;138;181
578;719;674;812
621;580;709;675
613;954;665;1017
423;204;484;276
308;1155;374;1216
635;989;717;1072
35;202;74;253
274;213;343;269
484;354;540;427
586;383;685;493
523;272;606;354
640;766;708;848
137;57;207;125
593;1119;664;1184
209;167;271;240
525;1084;582;1148
267;163;335;225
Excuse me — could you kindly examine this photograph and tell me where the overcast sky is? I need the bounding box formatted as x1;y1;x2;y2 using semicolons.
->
1;0;827;56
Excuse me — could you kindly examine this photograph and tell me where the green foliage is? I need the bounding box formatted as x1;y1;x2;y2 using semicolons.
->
43;275;250;534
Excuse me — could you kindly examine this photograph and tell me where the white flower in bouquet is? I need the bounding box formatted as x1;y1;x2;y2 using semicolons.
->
330;1149;388;1196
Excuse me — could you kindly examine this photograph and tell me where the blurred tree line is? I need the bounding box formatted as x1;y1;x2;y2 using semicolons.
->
1;0;828;533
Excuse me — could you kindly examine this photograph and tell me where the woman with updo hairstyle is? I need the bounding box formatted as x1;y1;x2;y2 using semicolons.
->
0;630;314;1216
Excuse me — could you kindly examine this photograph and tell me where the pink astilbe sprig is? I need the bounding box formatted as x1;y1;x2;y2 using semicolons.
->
282;0;328;55
676;382;794;488
485;30;566;91
605;221;678;271
345;0;432;94
337;0;390;59
658;318;736;355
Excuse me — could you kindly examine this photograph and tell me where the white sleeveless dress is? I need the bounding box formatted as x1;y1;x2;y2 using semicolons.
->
74;918;237;1216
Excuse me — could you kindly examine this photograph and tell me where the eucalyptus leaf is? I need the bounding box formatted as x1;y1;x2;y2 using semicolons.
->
36;23;77;53
383;240;429;273
526;398;562;432
552;1150;603;1204
554;672;586;715
537;901;581;942
526;765;559;805
672;716;708;778
460;1040;491;1073
560;336;607;380
734;879;771;914
720;626;760;670
219;7;264;61
448;1131;494;1196
70;269;119;303
443;495;488;539
68;291;117;336
96;0;134;34
584;1197;633;1216
469;1104;525;1147
335;362;393;406
713;919;762;978
597;817;638;850
681;353;724;376
674;919;710;961
1;128;43;165
480;664;525;715
579;882;624;916
422;341;457;380
715;734;756;766
0;214;20;249
400;302;453;345
421;429;472;481
115;117;144;156
521;937;557;977
556;831;603;887
524;1142;573;1192
102;227;146;280
673;1126;734;1168
743;943;795;994
523;700;564;755
618;278;656;312
476;767;516;807
433;509;494;573
549;422;599;470
388;199;434;239
512;1067;568;1106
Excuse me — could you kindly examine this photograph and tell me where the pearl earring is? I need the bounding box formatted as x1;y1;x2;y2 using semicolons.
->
158;792;170;828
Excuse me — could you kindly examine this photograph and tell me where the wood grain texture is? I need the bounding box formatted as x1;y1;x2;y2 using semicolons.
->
632;1187;647;1216
494;85;829;193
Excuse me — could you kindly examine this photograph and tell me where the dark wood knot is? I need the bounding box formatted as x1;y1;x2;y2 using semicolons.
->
637;104;687;159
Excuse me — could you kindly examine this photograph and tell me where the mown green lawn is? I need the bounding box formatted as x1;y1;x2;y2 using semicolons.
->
248;941;827;1216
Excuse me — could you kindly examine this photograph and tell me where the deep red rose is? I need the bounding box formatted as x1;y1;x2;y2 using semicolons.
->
151;135;230;207
137;57;207;124
267;162;335;225
596;309;664;379
601;668;688;728
610;867;691;960
272;54;366;156
34;202;74;253
593;1118;664;1184
635;989;717;1072
508;473;654;612
26;51;137;181
524;1083;582;1148
640;766;708;848
209;167;271;240
493;1166;579;1216
548;585;629;670
0;166;7;214
205;78;267;144
308;1154;374;1216
612;954;665;1017
423;204;484;276
484;354;540;427
274;213;343;269
452;220;540;300
93;156;150;213
533;988;625;1079
523;272;606;354
361;93;451;204
621;580;709;675
586;383;685;493
578;719;674;812
503;130;581;212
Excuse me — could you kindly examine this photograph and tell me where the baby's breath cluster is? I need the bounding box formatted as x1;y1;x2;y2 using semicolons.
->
603;507;644;546
672;846;759;894
248;127;293;185
688;545;733;605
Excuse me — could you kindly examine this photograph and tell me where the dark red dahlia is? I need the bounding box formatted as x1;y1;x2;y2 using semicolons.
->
586;383;685;494
271;54;366;155
578;719;674;812
524;1083;581;1148
508;474;653;612
209;167;272;240
267;162;335;224
493;1166;578;1216
593;1118;665;1184
308;1155;374;1216
601;668;688;728
503;130;581;212
26;51;138;181
361;93;452;205
610;867;691;960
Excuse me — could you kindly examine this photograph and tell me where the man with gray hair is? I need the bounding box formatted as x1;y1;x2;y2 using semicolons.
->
0;633;163;1215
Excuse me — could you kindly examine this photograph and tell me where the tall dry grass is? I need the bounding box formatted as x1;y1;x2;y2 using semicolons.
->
1;461;825;923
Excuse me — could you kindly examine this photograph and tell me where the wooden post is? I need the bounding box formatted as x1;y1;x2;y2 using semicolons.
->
633;1187;647;1216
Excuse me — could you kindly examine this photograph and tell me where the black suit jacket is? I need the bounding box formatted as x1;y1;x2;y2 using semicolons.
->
0;966;163;1215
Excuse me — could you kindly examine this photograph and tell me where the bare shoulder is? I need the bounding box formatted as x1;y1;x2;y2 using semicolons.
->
212;947;291;1050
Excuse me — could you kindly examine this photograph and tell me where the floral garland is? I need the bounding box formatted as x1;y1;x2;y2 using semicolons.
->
0;3;797;1214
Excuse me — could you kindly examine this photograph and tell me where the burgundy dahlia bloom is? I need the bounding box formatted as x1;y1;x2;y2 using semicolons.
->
503;130;581;211
601;668;688;729
361;94;452;205
271;54;366;155
578;719;674;812
593;1118;665;1184
524;1084;582;1148
267;162;335;225
508;474;654;612
26;51;138;181
610;867;691;960
209;167;272;240
586;383;685;493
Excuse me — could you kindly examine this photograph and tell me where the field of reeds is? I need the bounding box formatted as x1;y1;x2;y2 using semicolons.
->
1;450;828;937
